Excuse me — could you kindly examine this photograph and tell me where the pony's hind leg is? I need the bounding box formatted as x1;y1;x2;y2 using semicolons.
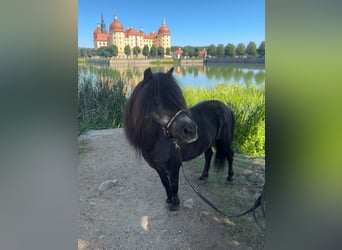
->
227;148;234;182
199;148;213;180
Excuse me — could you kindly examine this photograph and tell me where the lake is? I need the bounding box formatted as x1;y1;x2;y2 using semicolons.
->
171;64;265;88
79;63;265;90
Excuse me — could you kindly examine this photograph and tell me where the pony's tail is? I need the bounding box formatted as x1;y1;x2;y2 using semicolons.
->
231;111;235;142
230;110;235;158
214;110;235;168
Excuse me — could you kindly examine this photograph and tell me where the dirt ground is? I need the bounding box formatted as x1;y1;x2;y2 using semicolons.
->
78;129;265;250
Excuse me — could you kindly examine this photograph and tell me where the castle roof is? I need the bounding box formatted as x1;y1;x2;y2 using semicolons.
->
109;14;124;32
158;19;170;35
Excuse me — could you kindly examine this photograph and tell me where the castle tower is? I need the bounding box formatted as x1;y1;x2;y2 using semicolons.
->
100;13;107;33
157;19;171;53
109;14;125;57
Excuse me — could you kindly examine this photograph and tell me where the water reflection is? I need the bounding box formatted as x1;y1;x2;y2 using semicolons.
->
79;63;265;91
171;64;264;88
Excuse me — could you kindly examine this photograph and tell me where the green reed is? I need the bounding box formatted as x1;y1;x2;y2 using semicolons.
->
78;66;126;135
183;84;265;156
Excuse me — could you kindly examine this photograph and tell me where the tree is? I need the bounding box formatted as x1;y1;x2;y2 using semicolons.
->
86;48;95;58
96;47;106;57
108;45;118;58
183;46;196;58
182;47;190;58
79;48;85;57
257;41;265;56
165;47;171;56
236;43;246;57
142;45;150;59
207;44;217;57
150;45;157;58
194;47;200;57
246;41;257;57
133;46;141;58
124;45;131;58
225;43;236;57
216;44;225;58
157;46;164;58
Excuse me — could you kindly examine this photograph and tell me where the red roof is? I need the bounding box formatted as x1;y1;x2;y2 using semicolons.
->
173;49;183;55
125;27;138;35
110;21;124;32
125;27;145;37
94;32;109;41
158;26;170;35
94;27;101;35
199;49;206;56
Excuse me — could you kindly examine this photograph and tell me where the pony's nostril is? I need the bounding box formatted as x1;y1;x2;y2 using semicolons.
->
183;127;191;135
184;125;196;136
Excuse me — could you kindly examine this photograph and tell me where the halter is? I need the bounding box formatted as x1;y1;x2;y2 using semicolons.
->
162;109;187;150
165;109;187;131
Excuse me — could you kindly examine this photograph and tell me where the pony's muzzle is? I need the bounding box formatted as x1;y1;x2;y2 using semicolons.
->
182;122;198;143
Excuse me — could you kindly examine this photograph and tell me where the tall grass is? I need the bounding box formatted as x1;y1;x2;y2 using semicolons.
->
183;84;265;156
78;67;126;135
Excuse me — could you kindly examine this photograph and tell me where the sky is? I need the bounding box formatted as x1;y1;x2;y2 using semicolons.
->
78;0;265;48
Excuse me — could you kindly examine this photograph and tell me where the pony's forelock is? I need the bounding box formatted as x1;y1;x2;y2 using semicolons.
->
123;70;187;151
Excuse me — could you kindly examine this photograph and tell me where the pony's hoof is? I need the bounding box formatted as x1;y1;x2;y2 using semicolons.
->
199;175;208;181
166;197;172;204
227;176;233;182
168;204;179;211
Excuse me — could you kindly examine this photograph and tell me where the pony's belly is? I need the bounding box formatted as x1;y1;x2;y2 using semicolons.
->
181;144;211;162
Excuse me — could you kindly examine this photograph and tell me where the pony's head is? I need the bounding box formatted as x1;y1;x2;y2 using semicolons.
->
124;67;198;152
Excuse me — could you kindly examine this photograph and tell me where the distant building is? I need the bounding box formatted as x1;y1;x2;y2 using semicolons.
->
199;48;207;58
93;14;171;58
172;48;183;60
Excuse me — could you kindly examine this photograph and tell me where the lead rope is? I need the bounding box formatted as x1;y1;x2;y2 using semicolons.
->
181;164;265;230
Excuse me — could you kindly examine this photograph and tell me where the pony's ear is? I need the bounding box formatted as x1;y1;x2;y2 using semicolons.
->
166;67;174;76
151;136;172;163
144;68;154;81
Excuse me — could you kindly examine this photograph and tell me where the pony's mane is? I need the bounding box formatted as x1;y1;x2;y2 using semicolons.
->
124;68;187;151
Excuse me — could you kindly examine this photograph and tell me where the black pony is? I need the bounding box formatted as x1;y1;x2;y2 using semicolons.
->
124;67;235;211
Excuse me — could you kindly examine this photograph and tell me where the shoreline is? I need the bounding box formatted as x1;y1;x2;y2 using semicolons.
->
85;57;264;67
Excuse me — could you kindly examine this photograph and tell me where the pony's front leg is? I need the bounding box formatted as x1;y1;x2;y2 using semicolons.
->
156;168;172;204
168;164;181;211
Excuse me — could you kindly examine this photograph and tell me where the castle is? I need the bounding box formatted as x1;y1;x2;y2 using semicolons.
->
93;14;171;58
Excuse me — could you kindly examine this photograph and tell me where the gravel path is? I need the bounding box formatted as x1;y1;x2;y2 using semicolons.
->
78;128;264;250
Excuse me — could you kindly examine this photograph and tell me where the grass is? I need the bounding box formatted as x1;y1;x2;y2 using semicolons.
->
150;60;181;66
78;58;88;65
183;153;265;249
